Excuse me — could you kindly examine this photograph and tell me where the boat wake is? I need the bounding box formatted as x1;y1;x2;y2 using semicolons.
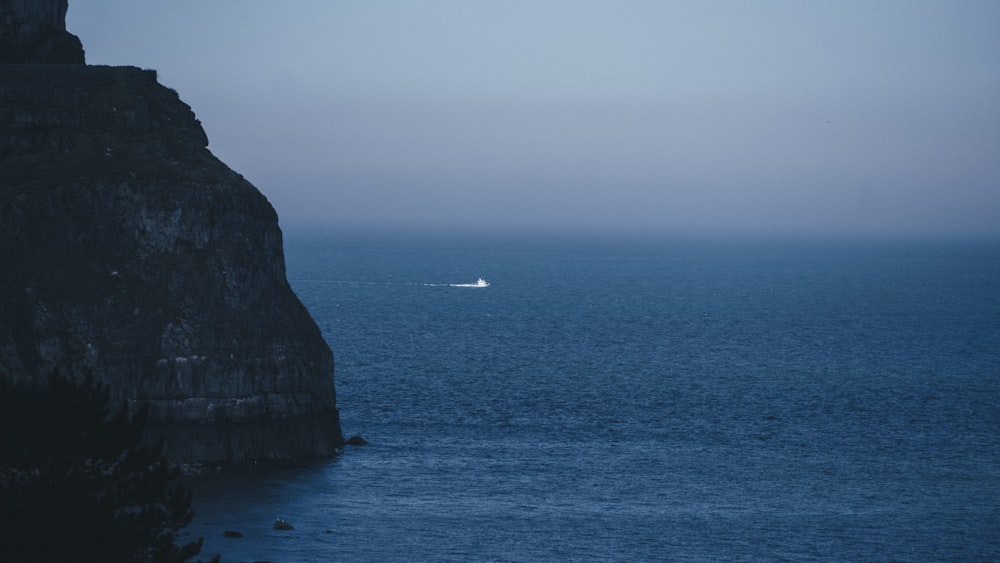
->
292;278;491;288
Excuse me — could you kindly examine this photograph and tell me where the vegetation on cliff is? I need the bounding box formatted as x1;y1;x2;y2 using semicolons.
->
0;372;218;563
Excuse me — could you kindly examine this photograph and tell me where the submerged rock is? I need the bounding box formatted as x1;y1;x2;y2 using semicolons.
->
0;3;344;462
346;435;368;446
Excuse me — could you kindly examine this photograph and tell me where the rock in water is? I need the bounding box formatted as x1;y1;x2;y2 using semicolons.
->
0;3;344;462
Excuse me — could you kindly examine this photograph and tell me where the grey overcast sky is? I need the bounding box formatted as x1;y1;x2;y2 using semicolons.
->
69;1;1000;238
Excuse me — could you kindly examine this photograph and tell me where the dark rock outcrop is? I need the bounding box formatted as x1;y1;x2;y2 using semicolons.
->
0;9;344;462
0;0;85;64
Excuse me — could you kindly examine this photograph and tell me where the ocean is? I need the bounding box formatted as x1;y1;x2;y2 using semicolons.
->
187;235;1000;562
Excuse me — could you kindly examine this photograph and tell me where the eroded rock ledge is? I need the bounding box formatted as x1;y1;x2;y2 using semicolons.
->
0;0;85;64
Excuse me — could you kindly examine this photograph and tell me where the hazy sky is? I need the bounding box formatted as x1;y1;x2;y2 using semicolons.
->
69;1;1000;238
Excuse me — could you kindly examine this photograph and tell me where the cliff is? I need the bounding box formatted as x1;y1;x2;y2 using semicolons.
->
0;12;344;462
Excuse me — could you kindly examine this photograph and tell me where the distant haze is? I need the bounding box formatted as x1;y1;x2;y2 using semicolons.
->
70;1;1000;239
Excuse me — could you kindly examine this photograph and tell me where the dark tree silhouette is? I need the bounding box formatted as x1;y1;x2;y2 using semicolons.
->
0;372;218;563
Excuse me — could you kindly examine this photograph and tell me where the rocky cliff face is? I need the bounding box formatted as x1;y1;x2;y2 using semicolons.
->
1;18;344;461
0;0;84;64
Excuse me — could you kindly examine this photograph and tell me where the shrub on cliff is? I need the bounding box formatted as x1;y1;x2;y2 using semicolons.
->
0;372;218;563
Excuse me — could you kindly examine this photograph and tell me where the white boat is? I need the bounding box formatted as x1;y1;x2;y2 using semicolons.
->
451;278;491;288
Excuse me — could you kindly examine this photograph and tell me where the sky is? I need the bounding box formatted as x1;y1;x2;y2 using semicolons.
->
68;1;1000;239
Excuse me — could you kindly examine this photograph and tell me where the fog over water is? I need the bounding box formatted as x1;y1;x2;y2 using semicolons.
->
70;1;1000;239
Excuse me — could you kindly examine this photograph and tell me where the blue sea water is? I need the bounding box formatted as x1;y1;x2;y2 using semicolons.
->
188;235;1000;562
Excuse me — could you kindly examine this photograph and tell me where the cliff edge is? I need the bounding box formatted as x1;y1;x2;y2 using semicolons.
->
0;5;344;462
